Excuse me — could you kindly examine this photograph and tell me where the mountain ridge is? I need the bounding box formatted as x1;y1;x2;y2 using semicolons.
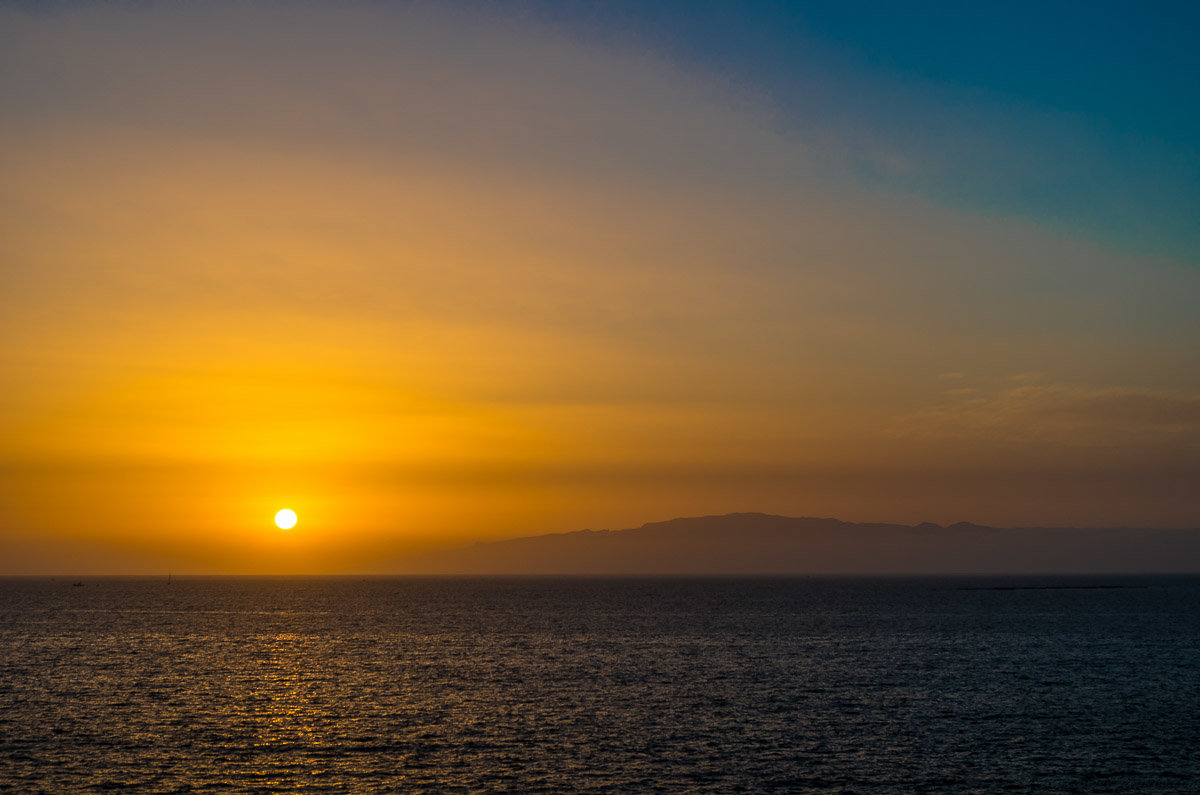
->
392;513;1200;575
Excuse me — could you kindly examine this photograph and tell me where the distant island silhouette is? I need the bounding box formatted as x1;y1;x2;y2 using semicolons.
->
394;513;1200;575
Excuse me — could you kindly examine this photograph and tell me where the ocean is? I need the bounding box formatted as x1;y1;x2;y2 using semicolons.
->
1;576;1198;792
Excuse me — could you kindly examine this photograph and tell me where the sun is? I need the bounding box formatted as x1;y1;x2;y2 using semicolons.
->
274;509;298;530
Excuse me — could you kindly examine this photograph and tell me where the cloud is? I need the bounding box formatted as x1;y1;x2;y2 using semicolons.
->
899;382;1200;450
0;1;801;186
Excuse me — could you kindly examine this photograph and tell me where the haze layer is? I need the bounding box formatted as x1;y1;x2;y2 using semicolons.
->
2;2;1198;573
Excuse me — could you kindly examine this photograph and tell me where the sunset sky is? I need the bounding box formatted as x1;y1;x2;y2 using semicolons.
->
2;1;1198;573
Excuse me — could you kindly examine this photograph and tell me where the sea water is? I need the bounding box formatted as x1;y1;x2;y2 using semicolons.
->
1;576;1198;792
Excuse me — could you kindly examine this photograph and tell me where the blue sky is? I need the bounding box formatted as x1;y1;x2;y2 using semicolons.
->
530;0;1200;261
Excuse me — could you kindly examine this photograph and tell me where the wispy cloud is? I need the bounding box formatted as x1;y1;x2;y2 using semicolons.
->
899;382;1200;449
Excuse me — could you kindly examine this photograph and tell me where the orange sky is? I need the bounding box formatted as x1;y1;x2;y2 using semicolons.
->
2;3;1198;573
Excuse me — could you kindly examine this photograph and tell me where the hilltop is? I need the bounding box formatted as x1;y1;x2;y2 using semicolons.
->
393;513;1200;575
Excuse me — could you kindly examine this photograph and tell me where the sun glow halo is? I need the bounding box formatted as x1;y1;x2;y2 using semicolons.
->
274;509;298;530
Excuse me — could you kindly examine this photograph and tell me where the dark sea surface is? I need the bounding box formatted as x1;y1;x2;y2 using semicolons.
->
1;576;1199;793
